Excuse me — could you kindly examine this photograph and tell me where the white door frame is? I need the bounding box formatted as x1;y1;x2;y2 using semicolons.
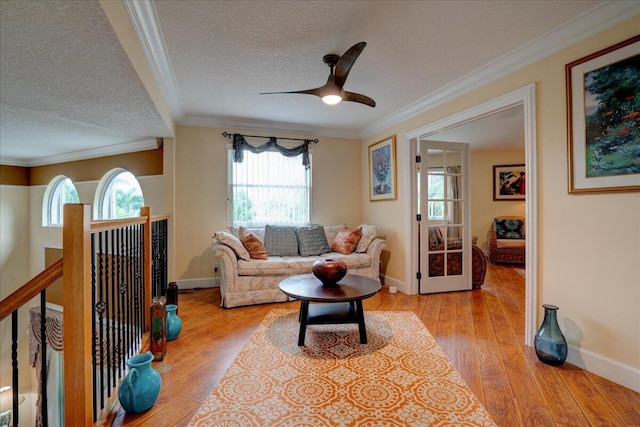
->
403;84;538;347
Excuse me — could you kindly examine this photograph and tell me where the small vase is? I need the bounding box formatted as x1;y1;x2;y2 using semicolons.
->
118;352;162;414
166;304;182;341
534;304;568;366
312;259;347;287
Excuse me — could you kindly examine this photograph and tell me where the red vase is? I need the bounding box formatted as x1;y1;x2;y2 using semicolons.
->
312;259;347;286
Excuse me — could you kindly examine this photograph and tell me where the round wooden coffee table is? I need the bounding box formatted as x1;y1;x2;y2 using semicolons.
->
279;273;381;346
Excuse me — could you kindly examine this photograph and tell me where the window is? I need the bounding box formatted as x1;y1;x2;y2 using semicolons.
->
95;169;145;219
229;149;310;227
43;176;80;226
427;169;445;220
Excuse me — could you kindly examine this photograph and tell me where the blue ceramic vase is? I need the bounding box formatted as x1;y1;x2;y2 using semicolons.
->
166;304;182;341
118;352;161;414
534;304;568;366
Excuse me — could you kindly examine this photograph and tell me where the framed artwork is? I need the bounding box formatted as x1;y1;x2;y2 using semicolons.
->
493;164;526;201
566;35;640;194
369;136;397;201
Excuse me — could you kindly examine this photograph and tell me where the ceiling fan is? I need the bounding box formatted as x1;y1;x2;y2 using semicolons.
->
260;41;375;107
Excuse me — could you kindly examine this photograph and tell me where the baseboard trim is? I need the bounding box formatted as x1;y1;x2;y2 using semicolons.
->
177;277;218;289
567;344;640;392
381;275;405;293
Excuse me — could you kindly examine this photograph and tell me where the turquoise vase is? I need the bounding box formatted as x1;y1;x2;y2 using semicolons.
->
166;304;182;341
118;352;161;414
534;304;568;366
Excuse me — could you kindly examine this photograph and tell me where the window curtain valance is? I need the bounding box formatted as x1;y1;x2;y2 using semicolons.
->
232;133;314;169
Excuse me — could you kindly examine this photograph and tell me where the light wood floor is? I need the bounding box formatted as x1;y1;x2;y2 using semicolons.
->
112;263;640;426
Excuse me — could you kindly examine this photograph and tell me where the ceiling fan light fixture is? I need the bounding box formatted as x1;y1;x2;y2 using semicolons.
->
322;94;342;105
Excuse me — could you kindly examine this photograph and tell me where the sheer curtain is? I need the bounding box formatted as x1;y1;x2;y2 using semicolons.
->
446;166;461;238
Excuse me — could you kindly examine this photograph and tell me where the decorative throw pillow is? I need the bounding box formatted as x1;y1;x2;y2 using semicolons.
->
229;226;265;242
264;225;299;256
323;224;346;246
331;226;362;255
239;227;268;259
355;224;382;253
495;219;524;240
214;231;250;261
296;225;331;256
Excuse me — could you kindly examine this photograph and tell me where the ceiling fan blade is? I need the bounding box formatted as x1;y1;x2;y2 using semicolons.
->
260;87;322;97
343;91;376;107
334;42;366;88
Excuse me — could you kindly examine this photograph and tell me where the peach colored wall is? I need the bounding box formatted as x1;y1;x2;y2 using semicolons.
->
471;149;526;251
361;17;640;371
0;185;34;426
171;126;362;280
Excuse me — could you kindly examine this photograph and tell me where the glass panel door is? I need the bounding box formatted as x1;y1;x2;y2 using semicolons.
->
418;141;471;293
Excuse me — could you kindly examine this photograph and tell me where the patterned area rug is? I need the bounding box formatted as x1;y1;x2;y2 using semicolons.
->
189;309;496;427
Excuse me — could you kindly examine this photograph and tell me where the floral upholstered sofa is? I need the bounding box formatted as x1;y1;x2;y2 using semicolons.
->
212;224;387;308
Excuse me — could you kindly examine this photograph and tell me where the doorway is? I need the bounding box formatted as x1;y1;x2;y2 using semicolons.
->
404;84;538;346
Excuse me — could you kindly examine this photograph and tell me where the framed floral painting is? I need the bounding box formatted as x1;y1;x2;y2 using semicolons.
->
369;136;397;201
566;35;640;194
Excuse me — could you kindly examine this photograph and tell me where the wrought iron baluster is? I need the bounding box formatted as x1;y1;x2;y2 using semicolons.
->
91;233;98;421
11;311;19;426
40;291;48;427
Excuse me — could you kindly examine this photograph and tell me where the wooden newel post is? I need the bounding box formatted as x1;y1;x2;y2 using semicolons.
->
62;203;93;426
141;206;152;331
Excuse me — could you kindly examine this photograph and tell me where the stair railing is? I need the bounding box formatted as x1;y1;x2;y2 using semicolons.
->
0;204;170;426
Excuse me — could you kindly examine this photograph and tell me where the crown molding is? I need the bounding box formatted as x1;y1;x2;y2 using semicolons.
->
180;115;361;140
1;139;159;167
124;0;185;120
360;1;640;138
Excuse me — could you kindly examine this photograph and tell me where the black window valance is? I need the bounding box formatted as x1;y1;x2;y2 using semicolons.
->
229;133;316;169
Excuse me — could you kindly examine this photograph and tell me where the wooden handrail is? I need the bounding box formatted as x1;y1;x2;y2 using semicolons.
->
0;258;63;321
90;216;147;232
88;214;169;233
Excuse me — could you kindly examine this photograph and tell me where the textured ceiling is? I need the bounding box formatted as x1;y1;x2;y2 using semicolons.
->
0;0;637;166
0;0;170;165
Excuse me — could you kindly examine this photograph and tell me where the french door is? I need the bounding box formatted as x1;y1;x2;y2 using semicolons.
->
418;140;471;293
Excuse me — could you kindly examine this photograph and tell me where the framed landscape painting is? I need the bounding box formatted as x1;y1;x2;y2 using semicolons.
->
493;164;526;201
369;136;397;201
566;35;640;194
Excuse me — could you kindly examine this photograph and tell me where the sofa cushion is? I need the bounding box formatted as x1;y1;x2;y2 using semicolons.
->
495;218;525;239
497;239;525;250
296;225;331;256
323;224;346;246
331;226;362;254
264;225;299;256
214;231;250;261
239;227;268;260
321;252;371;268
355;224;381;253
237;257;289;275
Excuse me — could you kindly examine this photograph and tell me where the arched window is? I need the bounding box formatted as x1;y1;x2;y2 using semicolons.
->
43;176;80;226
95;169;145;219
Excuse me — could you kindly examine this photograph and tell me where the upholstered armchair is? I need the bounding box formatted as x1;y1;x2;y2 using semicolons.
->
487;216;526;264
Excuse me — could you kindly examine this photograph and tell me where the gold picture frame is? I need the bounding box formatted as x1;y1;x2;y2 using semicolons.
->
566;35;640;194
369;136;397;201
